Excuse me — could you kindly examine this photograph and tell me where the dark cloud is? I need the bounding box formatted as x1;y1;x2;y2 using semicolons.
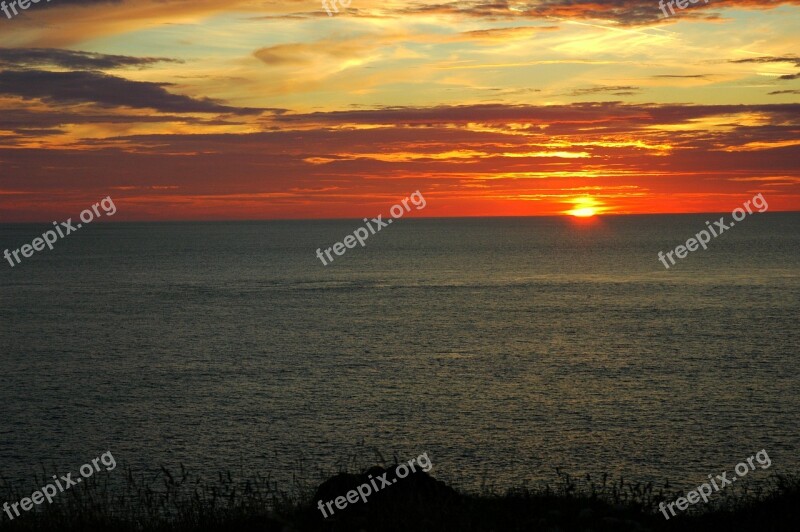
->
11;128;65;136
271;103;800;137
0;108;250;138
398;0;800;26
731;54;800;81
768;89;800;95
569;85;641;96
0;48;181;70
730;55;800;66
0;70;264;114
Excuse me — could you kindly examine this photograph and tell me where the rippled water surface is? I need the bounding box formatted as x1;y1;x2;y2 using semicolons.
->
1;214;798;491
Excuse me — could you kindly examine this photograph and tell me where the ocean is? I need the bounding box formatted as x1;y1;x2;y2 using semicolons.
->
1;214;798;492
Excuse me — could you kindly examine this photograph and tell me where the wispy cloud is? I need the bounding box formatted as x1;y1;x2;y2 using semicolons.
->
0;48;180;70
568;85;641;96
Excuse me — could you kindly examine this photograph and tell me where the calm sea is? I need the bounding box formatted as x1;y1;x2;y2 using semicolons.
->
1;214;798;492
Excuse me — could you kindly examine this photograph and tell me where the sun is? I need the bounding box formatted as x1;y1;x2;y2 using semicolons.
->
567;207;597;217
564;196;604;217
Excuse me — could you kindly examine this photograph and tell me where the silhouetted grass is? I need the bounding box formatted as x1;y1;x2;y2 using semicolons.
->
1;463;797;531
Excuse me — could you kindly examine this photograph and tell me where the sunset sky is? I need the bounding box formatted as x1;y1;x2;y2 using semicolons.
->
1;0;799;221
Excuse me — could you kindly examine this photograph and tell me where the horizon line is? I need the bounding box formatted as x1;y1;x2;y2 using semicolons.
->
1;210;799;224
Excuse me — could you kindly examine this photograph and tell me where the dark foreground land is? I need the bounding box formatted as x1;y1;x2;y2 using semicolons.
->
1;465;798;532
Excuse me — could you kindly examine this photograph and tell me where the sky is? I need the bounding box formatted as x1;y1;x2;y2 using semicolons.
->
0;0;799;221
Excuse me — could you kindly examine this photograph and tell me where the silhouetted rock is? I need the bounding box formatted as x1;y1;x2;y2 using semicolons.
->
312;465;459;519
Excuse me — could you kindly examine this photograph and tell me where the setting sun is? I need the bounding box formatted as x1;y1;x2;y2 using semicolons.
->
567;207;597;217
565;197;605;217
